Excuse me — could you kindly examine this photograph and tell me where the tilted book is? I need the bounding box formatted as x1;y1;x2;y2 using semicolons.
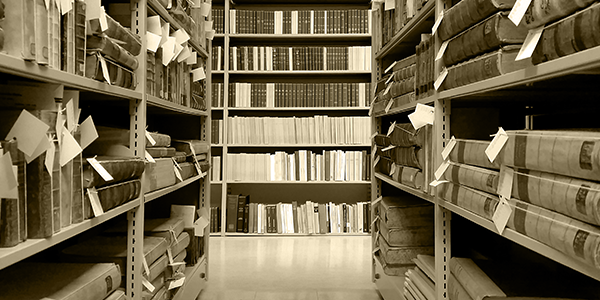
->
378;234;434;265
83;179;141;219
34;0;49;65
85;53;137;89
170;232;191;256
143;158;176;193
379;195;434;229
438;0;516;41
83;156;146;188
374;251;414;277
145;147;176;158
449;139;501;170
86;35;139;71
389;122;426;148
148;254;169;282
147;132;172;147
88;14;142;56
523;0;596;29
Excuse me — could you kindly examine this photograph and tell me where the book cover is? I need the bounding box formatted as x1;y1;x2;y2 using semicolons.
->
0;140;27;247
438;0;516;41
34;0;49;65
83;179;141;219
226;194;239;232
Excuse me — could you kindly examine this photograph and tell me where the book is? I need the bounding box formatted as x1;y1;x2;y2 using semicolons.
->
83;156;146;188
438;0;516;41
85;53;137;89
88;13;142;56
148;254;169;282
106;289;127;300
389;146;424;170
379;214;434;247
170;231;191;256
449;138;501;170
379;196;434;229
34;0;49;65
145;147;176;158
74;0;87;76
443;12;528;67
2;0;36;60
244;197;250;233
143;158;176;193
0;262;121;300
226;194;239;232
523;0;596;29
0;140;27;247
379;233;434;265
442;162;499;195
83;179;141;219
172;140;210;155
237;194;249;232
86;35;139;71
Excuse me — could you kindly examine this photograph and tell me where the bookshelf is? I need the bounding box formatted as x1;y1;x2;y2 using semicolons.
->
371;0;600;299
210;0;374;236
0;1;212;300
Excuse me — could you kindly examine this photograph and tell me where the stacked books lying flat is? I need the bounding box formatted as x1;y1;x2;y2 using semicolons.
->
227;116;371;145
229;9;371;34
212;83;224;108
212;8;224;34
439;130;600;271
211;119;223;144
226;150;371;182
212;46;224;71
228;82;371;108
374;123;431;190
225;195;371;234
374;196;434;277
229;46;372;71
211;156;221;182
210;206;221;232
372;0;431;50
373;55;416;115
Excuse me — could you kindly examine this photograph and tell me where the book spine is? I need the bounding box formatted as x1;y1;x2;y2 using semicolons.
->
34;0;49;64
84;179;141;219
74;0;86;76
0;141;26;247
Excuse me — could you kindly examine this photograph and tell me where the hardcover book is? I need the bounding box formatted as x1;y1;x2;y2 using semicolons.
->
449;138;501;170
379;195;434;229
86;35;139;71
83;179;141;219
83;156;146;188
379;216;434;247
74;0;87;76
2;0;36;60
378;234;434;265
438;0;516;41
143;158;176;193
34;0;49;65
226;194;239;232
146;147;177;158
88;13;142;56
85;53;137;89
0;140;26;247
523;0;596;29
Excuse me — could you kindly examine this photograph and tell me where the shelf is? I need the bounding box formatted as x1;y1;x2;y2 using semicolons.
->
212;107;224;110
228;107;369;111
0;199;141;270
212;71;225;74
229;70;371;75
372;95;436;117
147;0;209;58
0;53;143;100
438;46;600;101
439;200;600;282
215;34;225;38
211;181;223;184
147;95;209;116
222;232;370;236
375;0;435;60
145;175;204;203
230;33;371;42
228;144;371;147
231;0;370;4
374;172;434;204
211;144;223;147
227;180;371;184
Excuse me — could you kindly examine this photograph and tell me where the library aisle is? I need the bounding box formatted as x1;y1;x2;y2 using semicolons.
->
199;236;382;300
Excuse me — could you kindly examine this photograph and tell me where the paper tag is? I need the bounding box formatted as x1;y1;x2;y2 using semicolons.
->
86;188;104;217
194;216;209;236
25;132;52;164
382;145;395;152
169;262;186;268
87;157;114;182
432;11;444;34
383;84;392;96
192;67;206;82
493;197;512;235
389;163;396;176
385;75;394;84
429;179;449;187
384;0;395;11
79;116;98;150
434;161;450;180
372;145;377;156
497;165;514;200
436;40;449;61
60;127;83;166
508;0;533;26
174;165;183;181
145;131;157;146
371;132;378;140
408;104;435;130
66;100;76;132
515;27;544;61
44;0;50;10
187;52;198;65
142;277;155;293
385;100;394;113
168;277;185;290
373;156;380;167
6;110;50;157
44;136;55;175
387;121;396;136
98;56;111;84
207;30;216;40
0;152;18;199
147;32;162;52
60;0;72;15
145;150;156;163
56;112;64;145
99;6;108;32
162;37;177;66
160;23;170;47
384;61;398;74
485;128;508;163
441;136;456;161
147;15;162;35
167;247;174;264
172;158;182;170
200;2;211;16
85;0;100;20
368;104;374;116
177;46;192;63
205;20;214;32
142;256;150;276
372;196;383;206
172;44;184;63
173;29;191;44
434;68;448;90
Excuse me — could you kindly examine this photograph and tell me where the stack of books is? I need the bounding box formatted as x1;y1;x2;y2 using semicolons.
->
211;83;224;108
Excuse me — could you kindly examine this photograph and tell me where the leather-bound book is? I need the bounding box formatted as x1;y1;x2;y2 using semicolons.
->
83;179;141;219
170;232;191;256
172;140;210;155
83;156;146;188
378;234;434;265
226;194;239;232
438;183;499;220
183;227;200;266
2;0;36;60
449;138;501;170
105;289;127;300
179;162;197;180
0;140;26;247
166;249;187;279
379;195;434;229
86;35;139;71
532;3;600;65
442;45;532;90
173;152;187;163
74;0;87;76
88;14;142;56
146;147;176;158
147;51;156;96
390;77;416;98
147;132;171;147
34;0;49;65
148;254;169;282
0;262;121;300
374;252;414;277
438;0;516;41
391;164;425;190
444;12;528;67
391;146;424;170
85;53;137;89
61;235;169;273
61;4;76;77
145;218;185;244
523;0;596;29
379;215;433;247
443;162;499;195
373;134;392;147
143;158;176;193
61;147;74;229
389;122;426;148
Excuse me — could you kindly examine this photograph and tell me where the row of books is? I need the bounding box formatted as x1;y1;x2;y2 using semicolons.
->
212;83;224;108
229;46;372;71
225;150;371;182
212;8;225;34
373;0;431;50
211;119;223;145
221;196;372;234
228;82;371;108
212;46;224;71
228;9;372;35
211;156;221;182
226;116;371;145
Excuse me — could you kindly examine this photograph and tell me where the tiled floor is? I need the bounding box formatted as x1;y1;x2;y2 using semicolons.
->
198;236;383;300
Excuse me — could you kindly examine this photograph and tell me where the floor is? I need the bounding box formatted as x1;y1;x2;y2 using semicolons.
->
198;236;383;300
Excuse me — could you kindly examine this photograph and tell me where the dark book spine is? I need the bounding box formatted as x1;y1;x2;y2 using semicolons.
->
74;0;86;76
243;196;250;233
236;195;245;232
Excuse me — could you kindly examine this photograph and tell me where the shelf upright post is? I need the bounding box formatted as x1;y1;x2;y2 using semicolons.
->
221;0;231;236
129;1;148;300
434;1;450;298
204;5;214;279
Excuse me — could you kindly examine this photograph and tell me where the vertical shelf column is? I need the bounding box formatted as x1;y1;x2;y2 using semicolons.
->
220;0;231;236
204;7;214;278
434;97;450;300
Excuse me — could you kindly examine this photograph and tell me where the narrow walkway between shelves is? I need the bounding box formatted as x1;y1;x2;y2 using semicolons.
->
198;236;382;300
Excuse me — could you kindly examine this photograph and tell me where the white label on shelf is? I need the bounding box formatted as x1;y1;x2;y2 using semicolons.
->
429;179;449;187
142;256;150;276
99;6;108;32
86;188;104;217
167;247;174;264
187;52;198;65
516;27;544;61
147;32;161;53
200;2;211;16
408;103;435;130
508;0;533;26
389;163;396;176
373;156;380;167
87;157;114;182
192;67;206;82
497;165;514;200
60;126;82;167
142;277;155;293
174;165;183;182
387;121;396;136
385;99;394;113
435;40;449;61
382;145;395;152
432;11;444;35
145;131;156;146
168;277;185;290
493;197;512;235
98;56;111;84
434;161;450;181
384;61;397;74
434;67;448;90
145;150;156;163
5;110;50;157
441;136;457;161
372;196;383;206
485;127;508;163
194;216;209;237
0;153;18;199
385;75;394;84
384;0;395;11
